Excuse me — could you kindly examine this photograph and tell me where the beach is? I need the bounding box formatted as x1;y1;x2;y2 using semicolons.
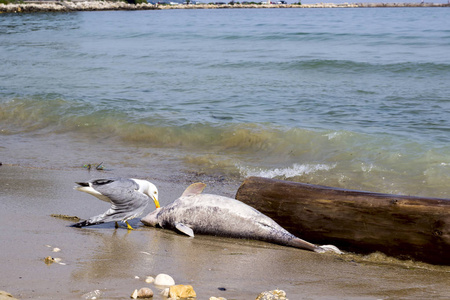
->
1;6;450;299
1;164;450;299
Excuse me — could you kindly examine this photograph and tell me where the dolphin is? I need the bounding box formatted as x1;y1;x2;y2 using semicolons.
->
141;182;342;254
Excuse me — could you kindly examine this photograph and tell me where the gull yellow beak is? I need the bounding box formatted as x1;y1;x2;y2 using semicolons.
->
152;195;160;209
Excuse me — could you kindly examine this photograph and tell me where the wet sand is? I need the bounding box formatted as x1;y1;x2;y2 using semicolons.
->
1;165;450;299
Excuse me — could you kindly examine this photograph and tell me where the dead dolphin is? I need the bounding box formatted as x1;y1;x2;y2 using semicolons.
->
141;183;342;254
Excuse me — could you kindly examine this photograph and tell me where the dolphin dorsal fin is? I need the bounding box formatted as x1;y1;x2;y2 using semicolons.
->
181;182;206;197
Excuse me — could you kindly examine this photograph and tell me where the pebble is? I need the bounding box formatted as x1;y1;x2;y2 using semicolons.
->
145;276;154;284
255;289;288;300
131;288;154;299
44;256;66;265
0;290;19;300
209;297;227;300
154;273;175;287
160;288;169;298
82;289;103;300
168;285;196;299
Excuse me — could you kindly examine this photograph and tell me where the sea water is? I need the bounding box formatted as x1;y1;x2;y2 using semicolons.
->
1;8;449;197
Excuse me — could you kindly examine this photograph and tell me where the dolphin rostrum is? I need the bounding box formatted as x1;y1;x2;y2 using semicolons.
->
141;182;342;254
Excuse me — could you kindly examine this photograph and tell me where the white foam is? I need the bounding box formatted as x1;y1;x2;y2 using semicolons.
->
239;163;336;179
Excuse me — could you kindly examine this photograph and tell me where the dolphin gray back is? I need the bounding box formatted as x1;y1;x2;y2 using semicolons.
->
155;194;307;245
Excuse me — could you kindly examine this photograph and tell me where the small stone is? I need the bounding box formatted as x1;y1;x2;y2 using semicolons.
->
52;247;61;252
160;288;169;297
82;290;103;300
131;288;153;299
169;285;196;299
44;256;55;265
209;297;227;300
255;289;288;300
154;273;175;287
145;276;154;284
0;290;19;300
52;257;63;264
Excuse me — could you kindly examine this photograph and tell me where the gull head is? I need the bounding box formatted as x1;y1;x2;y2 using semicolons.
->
132;179;160;208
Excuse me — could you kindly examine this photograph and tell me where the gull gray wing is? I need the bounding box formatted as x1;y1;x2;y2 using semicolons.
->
90;178;149;214
73;178;150;225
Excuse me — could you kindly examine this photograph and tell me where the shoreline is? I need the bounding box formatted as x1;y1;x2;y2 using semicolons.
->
1;1;449;13
1;164;450;300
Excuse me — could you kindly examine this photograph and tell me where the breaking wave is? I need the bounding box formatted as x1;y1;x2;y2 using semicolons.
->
239;163;337;179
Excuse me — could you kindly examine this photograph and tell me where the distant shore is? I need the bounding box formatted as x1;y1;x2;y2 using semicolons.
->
1;1;449;13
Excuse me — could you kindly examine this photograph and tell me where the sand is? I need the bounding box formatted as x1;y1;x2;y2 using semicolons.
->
1;164;449;299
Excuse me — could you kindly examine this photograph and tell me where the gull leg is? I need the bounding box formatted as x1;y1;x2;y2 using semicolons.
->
115;222;119;229
125;221;134;230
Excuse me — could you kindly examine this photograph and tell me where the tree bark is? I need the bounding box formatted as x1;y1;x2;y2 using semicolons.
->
235;176;450;265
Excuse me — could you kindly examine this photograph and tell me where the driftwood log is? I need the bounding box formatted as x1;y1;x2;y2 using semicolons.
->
235;176;450;265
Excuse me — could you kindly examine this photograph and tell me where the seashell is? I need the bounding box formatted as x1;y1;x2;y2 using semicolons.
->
154;273;175;287
52;247;61;252
160;288;169;297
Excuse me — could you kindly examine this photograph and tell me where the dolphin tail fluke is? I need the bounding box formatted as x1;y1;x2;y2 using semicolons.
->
289;237;343;254
289;237;321;252
316;244;344;254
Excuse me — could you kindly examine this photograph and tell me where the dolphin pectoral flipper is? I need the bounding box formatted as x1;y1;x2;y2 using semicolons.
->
175;222;195;237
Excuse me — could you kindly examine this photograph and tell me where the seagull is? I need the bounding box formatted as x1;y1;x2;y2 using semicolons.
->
71;177;159;230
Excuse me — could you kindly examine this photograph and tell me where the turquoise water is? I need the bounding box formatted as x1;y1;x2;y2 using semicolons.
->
1;8;449;197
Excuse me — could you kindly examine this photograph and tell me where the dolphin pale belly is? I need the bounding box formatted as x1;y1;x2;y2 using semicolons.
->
141;183;341;254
